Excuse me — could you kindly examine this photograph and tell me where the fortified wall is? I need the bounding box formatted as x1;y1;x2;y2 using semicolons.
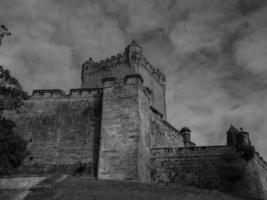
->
5;73;190;181
5;88;103;176
150;127;267;199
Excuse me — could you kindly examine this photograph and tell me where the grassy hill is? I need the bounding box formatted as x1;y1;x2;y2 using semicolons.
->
20;175;245;200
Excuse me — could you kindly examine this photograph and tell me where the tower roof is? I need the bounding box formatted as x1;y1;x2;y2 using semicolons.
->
181;127;191;132
227;125;239;133
82;57;95;67
127;40;142;48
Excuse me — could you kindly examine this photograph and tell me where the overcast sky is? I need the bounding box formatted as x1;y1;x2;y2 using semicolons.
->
0;0;267;158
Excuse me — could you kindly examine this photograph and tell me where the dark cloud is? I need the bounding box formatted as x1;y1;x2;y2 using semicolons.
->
237;0;266;15
0;0;267;158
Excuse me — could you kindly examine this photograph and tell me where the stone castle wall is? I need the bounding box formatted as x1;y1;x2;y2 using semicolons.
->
98;75;142;181
137;77;153;182
150;115;185;148
150;146;229;188
5;88;103;176
241;152;267;199
4;72;186;179
150;146;267;199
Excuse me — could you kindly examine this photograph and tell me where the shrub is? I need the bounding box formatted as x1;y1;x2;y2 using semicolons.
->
0;118;28;174
235;144;255;161
73;162;92;175
0;65;28;175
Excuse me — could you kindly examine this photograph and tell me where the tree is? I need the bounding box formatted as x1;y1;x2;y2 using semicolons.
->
0;66;29;174
0;26;29;174
0;24;11;45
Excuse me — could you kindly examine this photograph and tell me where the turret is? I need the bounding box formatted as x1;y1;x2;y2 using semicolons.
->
227;125;251;146
180;127;191;146
81;57;95;83
125;40;143;65
238;128;251;146
227;125;239;146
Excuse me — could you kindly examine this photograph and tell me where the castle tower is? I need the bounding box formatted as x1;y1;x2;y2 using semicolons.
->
226;125;251;146
180;127;192;146
226;125;239;146
125;40;143;65
238;128;251;146
81;41;166;118
98;74;151;182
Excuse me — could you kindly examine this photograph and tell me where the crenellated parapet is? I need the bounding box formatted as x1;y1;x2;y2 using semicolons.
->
101;74;145;88
32;89;65;98
31;88;102;99
150;145;231;158
81;41;166;86
81;53;127;82
132;54;166;85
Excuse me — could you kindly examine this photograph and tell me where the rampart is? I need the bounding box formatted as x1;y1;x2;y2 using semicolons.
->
150;145;229;158
150;113;185;148
150;145;267;199
5;88;103;176
31;88;102;99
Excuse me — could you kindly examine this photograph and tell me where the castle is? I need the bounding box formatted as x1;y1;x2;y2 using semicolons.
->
5;41;267;199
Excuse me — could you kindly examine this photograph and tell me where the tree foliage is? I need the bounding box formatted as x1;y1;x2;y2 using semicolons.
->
235;144;255;161
0;66;28;112
0;65;28;174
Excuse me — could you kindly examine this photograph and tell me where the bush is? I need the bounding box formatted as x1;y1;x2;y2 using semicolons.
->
235;144;255;161
0;65;28;175
73;162;92;175
0;117;28;175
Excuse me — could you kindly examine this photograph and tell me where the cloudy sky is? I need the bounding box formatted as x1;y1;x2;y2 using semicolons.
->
0;0;267;158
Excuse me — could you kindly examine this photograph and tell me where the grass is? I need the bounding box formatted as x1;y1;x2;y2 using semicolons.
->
23;176;245;200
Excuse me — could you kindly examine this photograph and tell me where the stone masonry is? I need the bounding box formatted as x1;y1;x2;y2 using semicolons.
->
5;88;102;175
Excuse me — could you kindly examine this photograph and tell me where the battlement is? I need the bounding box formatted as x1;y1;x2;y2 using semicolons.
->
81;41;166;85
30;75;147;100
31;88;102;99
101;74;145;88
137;55;166;85
150;145;230;158
81;53;126;82
32;89;65;98
82;53;126;72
